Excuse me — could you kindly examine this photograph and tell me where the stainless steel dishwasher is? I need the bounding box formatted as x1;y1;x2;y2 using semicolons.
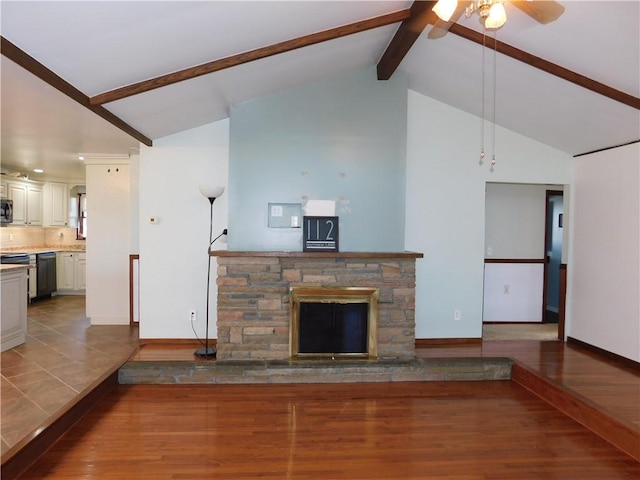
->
36;252;57;299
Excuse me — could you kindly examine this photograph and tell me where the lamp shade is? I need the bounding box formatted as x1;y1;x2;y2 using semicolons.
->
485;2;507;29
433;0;458;22
199;185;225;200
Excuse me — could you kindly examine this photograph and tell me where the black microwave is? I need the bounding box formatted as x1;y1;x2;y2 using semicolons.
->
1;198;13;225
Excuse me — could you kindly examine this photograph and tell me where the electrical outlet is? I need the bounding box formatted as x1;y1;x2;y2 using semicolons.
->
453;309;461;321
189;310;196;323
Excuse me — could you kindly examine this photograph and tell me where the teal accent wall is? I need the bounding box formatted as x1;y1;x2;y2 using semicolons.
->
228;67;407;252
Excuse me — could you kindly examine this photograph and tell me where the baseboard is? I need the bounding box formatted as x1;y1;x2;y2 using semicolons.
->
140;338;216;347
567;337;640;370
1;370;119;480
512;361;639;462
482;321;544;325
415;338;481;348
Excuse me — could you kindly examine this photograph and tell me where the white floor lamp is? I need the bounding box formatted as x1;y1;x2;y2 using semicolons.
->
194;185;225;358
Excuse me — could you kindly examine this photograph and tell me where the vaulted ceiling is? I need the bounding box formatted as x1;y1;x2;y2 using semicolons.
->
1;1;638;182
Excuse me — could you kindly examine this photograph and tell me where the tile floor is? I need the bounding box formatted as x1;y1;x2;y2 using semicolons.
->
482;322;558;340
1;296;138;456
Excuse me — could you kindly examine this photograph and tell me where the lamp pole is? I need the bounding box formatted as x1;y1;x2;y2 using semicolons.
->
195;186;225;358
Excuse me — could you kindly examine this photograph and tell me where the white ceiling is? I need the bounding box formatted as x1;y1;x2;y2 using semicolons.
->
1;1;638;183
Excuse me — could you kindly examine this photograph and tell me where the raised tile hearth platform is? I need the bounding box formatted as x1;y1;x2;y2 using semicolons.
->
118;357;513;385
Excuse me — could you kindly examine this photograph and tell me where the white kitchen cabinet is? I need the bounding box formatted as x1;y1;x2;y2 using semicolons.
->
56;252;86;294
27;185;43;225
7;181;43;226
43;182;69;226
7;182;26;224
1;267;28;351
74;254;87;290
28;263;37;301
57;252;75;290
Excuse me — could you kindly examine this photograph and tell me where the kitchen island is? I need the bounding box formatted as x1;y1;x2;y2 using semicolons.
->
1;264;29;351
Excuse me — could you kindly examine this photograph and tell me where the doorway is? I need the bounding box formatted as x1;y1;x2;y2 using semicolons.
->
483;183;564;341
543;190;564;335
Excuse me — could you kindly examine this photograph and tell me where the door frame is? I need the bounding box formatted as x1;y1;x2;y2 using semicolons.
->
542;189;565;339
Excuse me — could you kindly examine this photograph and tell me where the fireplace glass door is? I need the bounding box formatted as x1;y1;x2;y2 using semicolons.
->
290;287;378;359
298;302;369;354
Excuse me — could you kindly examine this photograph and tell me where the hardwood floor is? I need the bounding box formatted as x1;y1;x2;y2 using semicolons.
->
3;298;639;478
416;340;640;432
17;382;640;479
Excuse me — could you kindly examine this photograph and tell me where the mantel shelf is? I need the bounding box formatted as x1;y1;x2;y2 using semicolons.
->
209;251;423;259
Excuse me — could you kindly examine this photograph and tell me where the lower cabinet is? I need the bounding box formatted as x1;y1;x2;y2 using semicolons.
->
56;252;86;294
1;268;28;351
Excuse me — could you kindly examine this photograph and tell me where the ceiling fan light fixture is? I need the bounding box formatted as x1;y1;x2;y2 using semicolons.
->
485;1;507;29
433;0;458;22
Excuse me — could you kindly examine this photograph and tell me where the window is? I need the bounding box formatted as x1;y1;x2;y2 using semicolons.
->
76;193;87;239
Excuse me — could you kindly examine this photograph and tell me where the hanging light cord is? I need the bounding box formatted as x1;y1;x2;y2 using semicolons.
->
480;26;486;165
491;30;498;171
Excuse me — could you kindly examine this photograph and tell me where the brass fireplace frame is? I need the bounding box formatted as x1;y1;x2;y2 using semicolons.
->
290;287;379;359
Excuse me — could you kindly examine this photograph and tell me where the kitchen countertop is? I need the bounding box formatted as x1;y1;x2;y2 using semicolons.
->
0;264;30;273
1;246;86;255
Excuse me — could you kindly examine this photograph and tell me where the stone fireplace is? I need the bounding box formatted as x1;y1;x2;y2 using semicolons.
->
212;251;423;362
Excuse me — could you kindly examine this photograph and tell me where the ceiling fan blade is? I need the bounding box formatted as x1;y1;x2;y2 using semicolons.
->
427;1;469;39
511;0;565;24
428;21;452;39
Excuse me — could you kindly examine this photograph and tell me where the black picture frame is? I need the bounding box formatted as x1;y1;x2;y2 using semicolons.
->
302;216;339;252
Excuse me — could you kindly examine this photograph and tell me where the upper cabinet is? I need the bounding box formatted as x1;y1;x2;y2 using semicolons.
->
43;182;69;226
2;179;71;227
6;181;42;226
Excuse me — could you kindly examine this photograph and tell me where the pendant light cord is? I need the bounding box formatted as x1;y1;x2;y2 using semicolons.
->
491;30;498;171
480;26;486;164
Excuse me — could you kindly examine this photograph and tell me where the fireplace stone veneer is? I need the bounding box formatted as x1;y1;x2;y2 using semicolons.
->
211;251;423;362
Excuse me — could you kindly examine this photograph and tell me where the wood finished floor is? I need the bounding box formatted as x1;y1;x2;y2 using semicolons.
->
18;382;640;479
3;296;639;478
131;333;640;435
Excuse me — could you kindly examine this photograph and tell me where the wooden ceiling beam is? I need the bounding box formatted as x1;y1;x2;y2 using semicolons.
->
377;1;438;80
448;23;640;110
90;9;411;106
1;36;153;146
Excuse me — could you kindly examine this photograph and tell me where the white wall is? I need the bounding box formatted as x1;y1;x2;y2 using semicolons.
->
85;156;131;325
567;143;639;361
483;263;544;322
139;121;229;339
485;183;550;259
129;152;140;253
405;91;572;338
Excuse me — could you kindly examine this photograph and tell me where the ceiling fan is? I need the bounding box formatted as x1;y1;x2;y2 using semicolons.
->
429;0;565;39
